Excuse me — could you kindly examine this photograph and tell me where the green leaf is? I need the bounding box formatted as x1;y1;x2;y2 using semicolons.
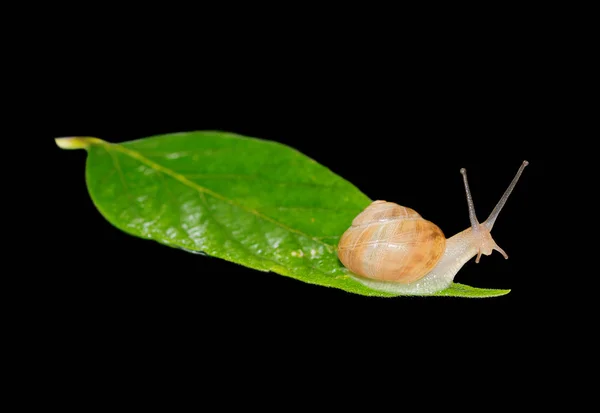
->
56;131;509;298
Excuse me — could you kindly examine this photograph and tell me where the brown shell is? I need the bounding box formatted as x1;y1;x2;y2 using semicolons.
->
337;200;446;283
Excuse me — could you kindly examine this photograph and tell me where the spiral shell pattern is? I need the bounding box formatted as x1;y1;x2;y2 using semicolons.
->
337;200;446;283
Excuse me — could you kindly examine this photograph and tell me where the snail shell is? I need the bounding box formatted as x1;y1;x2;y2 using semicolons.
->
337;200;446;283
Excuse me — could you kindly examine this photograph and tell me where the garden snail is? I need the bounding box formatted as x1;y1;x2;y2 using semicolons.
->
337;161;528;295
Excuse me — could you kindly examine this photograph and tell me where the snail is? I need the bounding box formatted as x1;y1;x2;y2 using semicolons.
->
337;161;528;295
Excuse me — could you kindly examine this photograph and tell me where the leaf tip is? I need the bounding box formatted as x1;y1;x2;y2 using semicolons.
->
55;137;104;150
480;288;511;298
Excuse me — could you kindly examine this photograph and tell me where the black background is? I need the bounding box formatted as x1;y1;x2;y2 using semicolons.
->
28;24;583;403
47;70;549;340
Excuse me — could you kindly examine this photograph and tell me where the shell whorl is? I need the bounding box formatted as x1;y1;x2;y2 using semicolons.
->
337;200;446;283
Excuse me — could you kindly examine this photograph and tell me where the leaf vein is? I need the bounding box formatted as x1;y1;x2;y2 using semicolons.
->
106;147;130;195
105;146;136;206
183;173;348;190
196;191;300;272
257;205;361;213
157;172;197;248
104;143;333;248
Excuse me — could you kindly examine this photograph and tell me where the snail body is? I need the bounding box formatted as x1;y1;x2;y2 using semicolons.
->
337;161;529;295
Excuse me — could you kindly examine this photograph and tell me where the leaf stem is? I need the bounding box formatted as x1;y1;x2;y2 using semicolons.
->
55;137;105;150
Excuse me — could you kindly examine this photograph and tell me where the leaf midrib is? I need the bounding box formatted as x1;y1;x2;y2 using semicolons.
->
101;141;364;291
182;173;353;191
101;141;337;251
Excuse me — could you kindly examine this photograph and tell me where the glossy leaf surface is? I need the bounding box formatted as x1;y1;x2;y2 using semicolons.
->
56;132;510;298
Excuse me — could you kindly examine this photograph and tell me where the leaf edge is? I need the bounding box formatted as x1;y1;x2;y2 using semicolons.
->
58;133;513;299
